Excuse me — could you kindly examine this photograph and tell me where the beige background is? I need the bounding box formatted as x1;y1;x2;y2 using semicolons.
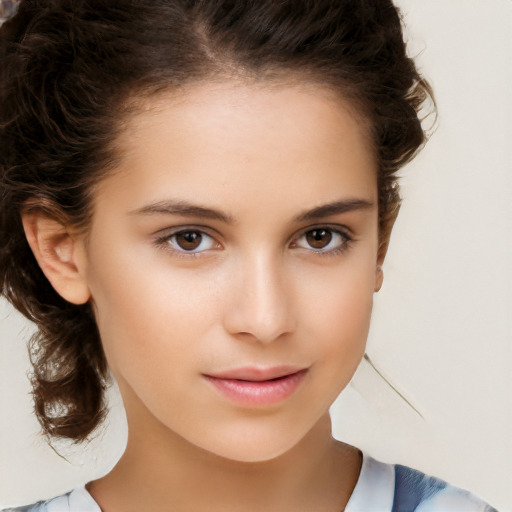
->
1;0;511;509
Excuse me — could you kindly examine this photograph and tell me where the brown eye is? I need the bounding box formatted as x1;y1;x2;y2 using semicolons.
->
175;231;202;250
305;229;332;249
165;230;217;253
293;227;350;255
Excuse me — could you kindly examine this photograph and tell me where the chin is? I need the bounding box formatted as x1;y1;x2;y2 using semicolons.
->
188;423;311;464
207;440;296;464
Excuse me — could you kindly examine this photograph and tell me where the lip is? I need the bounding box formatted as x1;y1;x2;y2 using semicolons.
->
204;366;308;406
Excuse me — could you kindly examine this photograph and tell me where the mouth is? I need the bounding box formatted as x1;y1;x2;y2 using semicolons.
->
203;367;308;406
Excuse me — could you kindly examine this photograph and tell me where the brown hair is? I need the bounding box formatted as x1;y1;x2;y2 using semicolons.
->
0;0;434;441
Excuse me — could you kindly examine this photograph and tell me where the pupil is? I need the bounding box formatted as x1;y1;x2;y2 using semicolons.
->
176;231;201;250
306;229;332;249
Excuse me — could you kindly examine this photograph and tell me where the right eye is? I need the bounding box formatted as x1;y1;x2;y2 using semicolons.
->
159;229;219;254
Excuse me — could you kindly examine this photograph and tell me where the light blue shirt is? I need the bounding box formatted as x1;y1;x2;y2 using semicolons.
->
3;453;497;512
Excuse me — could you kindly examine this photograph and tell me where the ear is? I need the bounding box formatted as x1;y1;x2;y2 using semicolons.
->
374;239;389;293
375;203;400;292
22;213;91;305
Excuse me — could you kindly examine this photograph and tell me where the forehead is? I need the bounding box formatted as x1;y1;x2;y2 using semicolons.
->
95;81;377;217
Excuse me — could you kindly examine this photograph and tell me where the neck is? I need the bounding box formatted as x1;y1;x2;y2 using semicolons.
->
87;410;360;512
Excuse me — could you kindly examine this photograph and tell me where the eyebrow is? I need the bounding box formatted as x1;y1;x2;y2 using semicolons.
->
130;198;374;223
130;200;234;223
294;199;374;222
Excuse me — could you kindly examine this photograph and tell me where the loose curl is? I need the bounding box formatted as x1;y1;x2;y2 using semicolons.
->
0;0;435;441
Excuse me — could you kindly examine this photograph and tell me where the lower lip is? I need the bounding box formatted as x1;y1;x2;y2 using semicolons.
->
205;369;308;406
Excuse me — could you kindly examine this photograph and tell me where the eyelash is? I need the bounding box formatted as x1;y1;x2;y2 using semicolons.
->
153;225;354;258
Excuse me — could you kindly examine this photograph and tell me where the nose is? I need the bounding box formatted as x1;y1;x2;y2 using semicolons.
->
222;253;296;344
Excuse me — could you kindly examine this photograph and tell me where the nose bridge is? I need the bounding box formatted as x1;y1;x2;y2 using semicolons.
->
224;249;295;343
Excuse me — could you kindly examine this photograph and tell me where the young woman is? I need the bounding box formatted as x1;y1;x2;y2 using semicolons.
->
0;1;498;511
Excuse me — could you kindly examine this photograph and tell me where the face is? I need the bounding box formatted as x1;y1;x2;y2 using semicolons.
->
79;82;381;462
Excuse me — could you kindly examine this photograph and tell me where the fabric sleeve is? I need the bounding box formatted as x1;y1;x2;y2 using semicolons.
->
392;465;497;512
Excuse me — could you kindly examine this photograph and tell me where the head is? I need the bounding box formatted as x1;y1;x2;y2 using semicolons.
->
0;0;434;452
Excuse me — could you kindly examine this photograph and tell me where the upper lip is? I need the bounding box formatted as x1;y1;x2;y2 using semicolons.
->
205;365;307;382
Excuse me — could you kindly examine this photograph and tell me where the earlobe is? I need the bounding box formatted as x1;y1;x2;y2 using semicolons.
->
22;213;91;305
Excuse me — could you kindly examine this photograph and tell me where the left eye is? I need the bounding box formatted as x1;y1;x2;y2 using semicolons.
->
166;230;218;253
294;228;349;252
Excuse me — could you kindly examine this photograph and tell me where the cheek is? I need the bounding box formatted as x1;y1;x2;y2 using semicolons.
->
312;285;373;362
87;250;224;389
311;290;373;410
296;259;375;373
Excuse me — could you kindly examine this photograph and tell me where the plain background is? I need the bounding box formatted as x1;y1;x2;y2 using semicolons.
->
1;0;511;509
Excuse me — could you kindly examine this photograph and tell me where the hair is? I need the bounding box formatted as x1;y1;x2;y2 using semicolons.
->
0;0;435;441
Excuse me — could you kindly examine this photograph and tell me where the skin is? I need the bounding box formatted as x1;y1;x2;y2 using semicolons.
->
23;81;387;511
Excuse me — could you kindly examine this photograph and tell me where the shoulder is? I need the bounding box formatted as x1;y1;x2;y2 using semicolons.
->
346;453;497;512
2;502;46;512
393;464;497;512
2;487;101;512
